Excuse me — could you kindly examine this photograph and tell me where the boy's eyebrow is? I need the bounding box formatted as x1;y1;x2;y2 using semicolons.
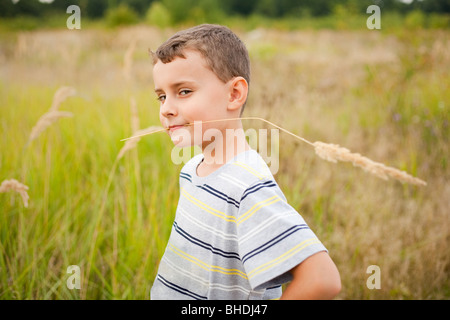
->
154;80;198;93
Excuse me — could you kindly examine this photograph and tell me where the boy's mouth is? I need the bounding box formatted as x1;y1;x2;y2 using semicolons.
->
168;124;186;132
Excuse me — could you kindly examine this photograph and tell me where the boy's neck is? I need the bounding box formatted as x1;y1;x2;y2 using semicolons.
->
197;121;250;177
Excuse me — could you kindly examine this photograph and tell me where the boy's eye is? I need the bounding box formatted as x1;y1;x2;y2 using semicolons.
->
179;89;192;96
157;95;166;102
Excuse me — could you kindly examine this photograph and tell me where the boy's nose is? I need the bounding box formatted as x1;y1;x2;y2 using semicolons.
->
160;98;178;118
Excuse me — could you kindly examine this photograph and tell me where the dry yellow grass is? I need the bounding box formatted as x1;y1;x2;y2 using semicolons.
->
122;116;427;186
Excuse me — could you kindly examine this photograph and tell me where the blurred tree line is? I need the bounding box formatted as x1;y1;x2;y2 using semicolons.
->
1;0;449;21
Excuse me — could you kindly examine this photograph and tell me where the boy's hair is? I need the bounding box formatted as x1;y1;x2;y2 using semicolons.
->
152;24;250;113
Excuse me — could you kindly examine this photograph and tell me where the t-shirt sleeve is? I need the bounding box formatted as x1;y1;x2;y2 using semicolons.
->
237;178;327;291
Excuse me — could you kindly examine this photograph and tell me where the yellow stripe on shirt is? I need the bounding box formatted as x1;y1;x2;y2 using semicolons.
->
181;187;281;226
168;243;248;279
232;161;265;180
247;238;322;279
181;187;238;222
237;195;281;226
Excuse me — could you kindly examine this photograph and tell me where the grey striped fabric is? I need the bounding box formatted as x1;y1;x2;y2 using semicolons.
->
151;149;326;300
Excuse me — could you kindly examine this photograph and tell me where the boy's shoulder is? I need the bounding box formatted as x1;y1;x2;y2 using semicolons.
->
228;149;274;184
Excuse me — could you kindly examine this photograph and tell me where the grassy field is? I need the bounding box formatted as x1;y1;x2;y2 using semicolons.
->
0;23;449;299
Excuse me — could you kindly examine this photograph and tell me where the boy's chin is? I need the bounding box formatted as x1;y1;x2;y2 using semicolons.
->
170;132;198;148
172;139;193;148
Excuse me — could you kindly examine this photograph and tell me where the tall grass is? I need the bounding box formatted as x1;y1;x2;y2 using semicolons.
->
0;81;179;299
0;25;448;299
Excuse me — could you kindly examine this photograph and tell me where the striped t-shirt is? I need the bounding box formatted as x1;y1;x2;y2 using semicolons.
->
150;149;327;300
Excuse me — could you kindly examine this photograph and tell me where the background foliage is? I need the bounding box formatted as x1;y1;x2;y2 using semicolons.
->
1;0;449;29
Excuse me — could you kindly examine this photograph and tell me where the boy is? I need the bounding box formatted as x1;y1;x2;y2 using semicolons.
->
150;24;341;300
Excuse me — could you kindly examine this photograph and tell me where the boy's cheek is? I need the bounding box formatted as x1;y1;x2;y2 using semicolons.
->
159;113;168;125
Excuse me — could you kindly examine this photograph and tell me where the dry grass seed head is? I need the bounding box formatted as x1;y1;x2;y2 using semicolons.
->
313;141;427;186
117;126;165;159
28;111;74;143
117;126;163;160
49;86;76;112
0;179;30;208
117;96;163;160
27;86;76;144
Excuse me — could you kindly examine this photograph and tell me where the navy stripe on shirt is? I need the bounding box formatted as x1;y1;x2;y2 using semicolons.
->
157;275;207;300
180;172;192;182
241;180;277;202
180;171;240;208
198;184;240;208
241;224;309;263
173;222;241;260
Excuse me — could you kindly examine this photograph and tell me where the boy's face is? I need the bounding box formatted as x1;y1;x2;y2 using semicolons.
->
153;50;232;148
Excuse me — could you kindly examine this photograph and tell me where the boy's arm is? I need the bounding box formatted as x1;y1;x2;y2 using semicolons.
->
280;251;341;300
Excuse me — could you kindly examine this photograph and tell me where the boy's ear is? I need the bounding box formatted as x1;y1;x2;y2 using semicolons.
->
227;77;248;112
